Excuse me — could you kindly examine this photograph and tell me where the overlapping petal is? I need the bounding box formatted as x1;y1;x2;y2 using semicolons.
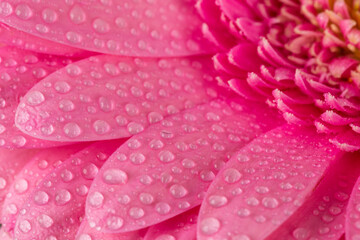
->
86;98;283;232
15;55;219;142
1;143;88;233
0;46;78;148
0;0;215;57
13;139;125;240
197;125;339;239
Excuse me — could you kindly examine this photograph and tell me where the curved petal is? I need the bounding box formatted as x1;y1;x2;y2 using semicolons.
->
144;207;199;240
13;139;125;240
197;125;339;240
15;55;219;142
76;219;147;240
0;23;88;56
0;46;75;148
0;0;214;57
266;152;360;240
1;143;88;233
85;98;283;233
0;148;39;213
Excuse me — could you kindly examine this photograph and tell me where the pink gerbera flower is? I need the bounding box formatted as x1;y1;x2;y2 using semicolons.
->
0;0;359;239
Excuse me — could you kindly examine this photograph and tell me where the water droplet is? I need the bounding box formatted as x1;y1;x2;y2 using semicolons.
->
0;2;13;16
54;81;71;93
88;191;105;209
93;120;111;134
200;217;221;235
129;207;145;219
82;163;99;180
42;8;57;23
59;99;75;112
34;191;49;205
293;228;310;240
106;215;124;230
55;189;72;205
155;235;176;240
14;179;28;194
130;153;146;164
61;169;74;182
208;195;228;208
155;202;171;215
223;168;242;183
139;193;154;205
262;197;279;209
93;18;110;33
169;184;188;198
26;91;45;106
37;214;54;228
19;219;32;233
69;5;86;24
103;169;128;185
0;177;7;189
66;31;82;44
15;4;33;20
63;122;82;138
159;150;175;163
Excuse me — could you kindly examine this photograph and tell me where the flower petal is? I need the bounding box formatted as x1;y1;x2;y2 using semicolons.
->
0;0;214;57
197;125;339;239
76;219;147;240
0;23;88;56
1;143;88;233
86;98;283;233
0;148;38;214
266;152;360;239
0;46;75;148
15;55;219;142
13;139;125;240
144;207;199;240
345;171;360;239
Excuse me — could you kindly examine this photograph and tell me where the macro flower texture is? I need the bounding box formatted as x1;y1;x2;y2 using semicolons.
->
2;0;360;240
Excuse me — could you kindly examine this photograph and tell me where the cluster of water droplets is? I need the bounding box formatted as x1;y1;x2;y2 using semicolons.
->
84;98;281;233
0;0;211;56
16;56;218;143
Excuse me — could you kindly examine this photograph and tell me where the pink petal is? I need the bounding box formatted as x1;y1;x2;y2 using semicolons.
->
86;98;283;233
0;23;88;56
76;219;147;240
345;172;360;239
0;0;214;57
13;139;125;240
218;0;257;20
15;55;219;142
197;125;339;239
0;148;39;213
1;143;88;233
267;152;360;239
228;43;265;72
0;46;76;148
144;207;199;240
330;130;360;152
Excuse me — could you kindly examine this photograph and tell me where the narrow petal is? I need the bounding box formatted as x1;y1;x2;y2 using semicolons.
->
1;143;88;233
0;0;214;56
330;130;360;152
0;23;88;56
267;152;360;239
76;219;147;240
0;47;74;148
197;125;339;240
0;148;39;214
86;98;283;233
15;55;219;142
13;139;125;240
144;207;199;240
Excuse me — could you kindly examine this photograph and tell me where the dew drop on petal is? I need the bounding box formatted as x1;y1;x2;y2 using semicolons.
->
200;217;221;235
